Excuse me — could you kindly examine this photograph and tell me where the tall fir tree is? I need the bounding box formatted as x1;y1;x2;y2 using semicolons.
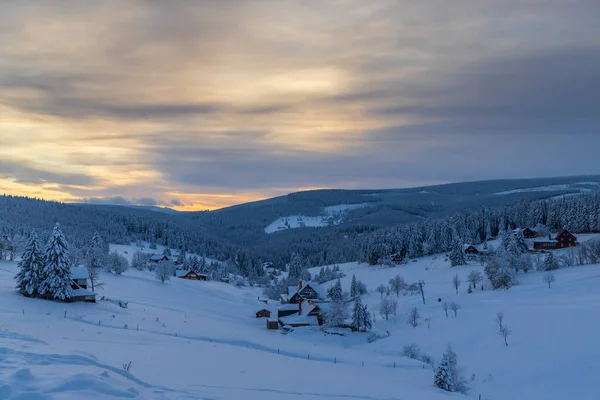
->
39;223;74;300
176;248;187;266
449;238;467;267
352;296;365;331
15;230;43;297
350;274;358;298
328;278;343;301
434;352;454;392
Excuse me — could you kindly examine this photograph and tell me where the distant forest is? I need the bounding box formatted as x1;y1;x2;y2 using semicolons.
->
2;191;600;278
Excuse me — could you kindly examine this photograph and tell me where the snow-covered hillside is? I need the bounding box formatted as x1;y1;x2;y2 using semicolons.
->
264;204;369;234
0;245;446;400
2;238;600;399
310;248;600;400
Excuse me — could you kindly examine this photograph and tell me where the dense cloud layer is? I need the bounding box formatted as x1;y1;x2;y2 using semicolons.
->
1;1;598;209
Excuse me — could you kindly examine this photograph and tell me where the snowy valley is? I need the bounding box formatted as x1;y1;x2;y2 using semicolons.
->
1;233;599;399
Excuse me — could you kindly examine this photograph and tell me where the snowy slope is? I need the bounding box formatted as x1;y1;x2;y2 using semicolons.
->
0;253;448;399
310;245;600;400
264;204;369;234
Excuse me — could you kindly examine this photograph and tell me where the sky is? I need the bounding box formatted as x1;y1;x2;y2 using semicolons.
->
1;1;599;210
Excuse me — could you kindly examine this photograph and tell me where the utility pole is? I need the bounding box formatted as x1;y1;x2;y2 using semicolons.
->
418;280;426;305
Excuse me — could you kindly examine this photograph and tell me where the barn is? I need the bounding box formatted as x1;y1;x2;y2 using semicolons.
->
522;228;537;239
175;270;207;280
533;230;578;251
68;267;96;302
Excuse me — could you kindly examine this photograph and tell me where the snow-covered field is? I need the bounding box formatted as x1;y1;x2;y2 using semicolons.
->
1;239;599;399
495;184;593;195
264;204;370;234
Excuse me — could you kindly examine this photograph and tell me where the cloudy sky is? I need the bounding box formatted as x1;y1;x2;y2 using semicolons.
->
1;1;599;210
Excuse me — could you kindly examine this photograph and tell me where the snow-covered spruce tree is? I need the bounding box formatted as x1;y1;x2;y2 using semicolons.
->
162;247;172;257
434;352;454;392
449;238;467;267
188;255;200;272
176;248;187;265
352;296;365;331
39;223;74;301
434;346;467;393
86;232;107;291
288;252;304;280
327;278;343;301
350;274;358;298
15;230;44;297
363;305;372;331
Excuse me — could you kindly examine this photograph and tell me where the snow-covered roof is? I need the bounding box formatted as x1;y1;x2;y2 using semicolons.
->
175;270;192;277
72;288;95;297
150;254;170;262
279;303;300;311
279;314;319;326
287;281;325;299
70;267;88;280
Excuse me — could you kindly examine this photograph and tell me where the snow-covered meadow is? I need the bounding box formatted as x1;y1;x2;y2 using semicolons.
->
1;238;599;399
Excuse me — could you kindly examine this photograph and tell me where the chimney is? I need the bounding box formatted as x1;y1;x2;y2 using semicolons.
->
298;299;303;315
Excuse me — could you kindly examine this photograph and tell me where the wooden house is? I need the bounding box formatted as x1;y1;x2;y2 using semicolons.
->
522;228;537;239
463;245;480;255
256;309;271;318
68;267;96;302
149;254;170;264
533;230;578;251
555;230;578;248
175;270;207;280
266;319;279;330
220;277;230;284
391;253;404;264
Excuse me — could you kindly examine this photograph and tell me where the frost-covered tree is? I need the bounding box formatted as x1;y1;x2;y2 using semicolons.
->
86;232;107;291
376;284;387;297
288;252;304;280
389;275;406;296
176;248;187;265
39;223;73;301
350;274;358;298
499;325;512;346
466;270;483;288
327;279;343;301
408;306;420;327
106;251;129;274
351;296;366;331
363;304;372;331
434;346;467;393
379;296;395;321
484;250;517;289
449;301;461;317
155;261;174;283
131;251;148;270
449;238;467;267
434;351;454;392
541;252;559;271
543;273;556;288
326;297;349;328
15;230;43;297
452;274;461;294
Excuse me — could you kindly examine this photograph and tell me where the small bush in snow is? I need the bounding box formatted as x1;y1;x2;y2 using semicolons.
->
499;325;512;346
233;277;246;287
449;302;461;317
403;344;421;359
106;251;129;274
407;307;420;328
543;273;556;288
123;361;132;371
